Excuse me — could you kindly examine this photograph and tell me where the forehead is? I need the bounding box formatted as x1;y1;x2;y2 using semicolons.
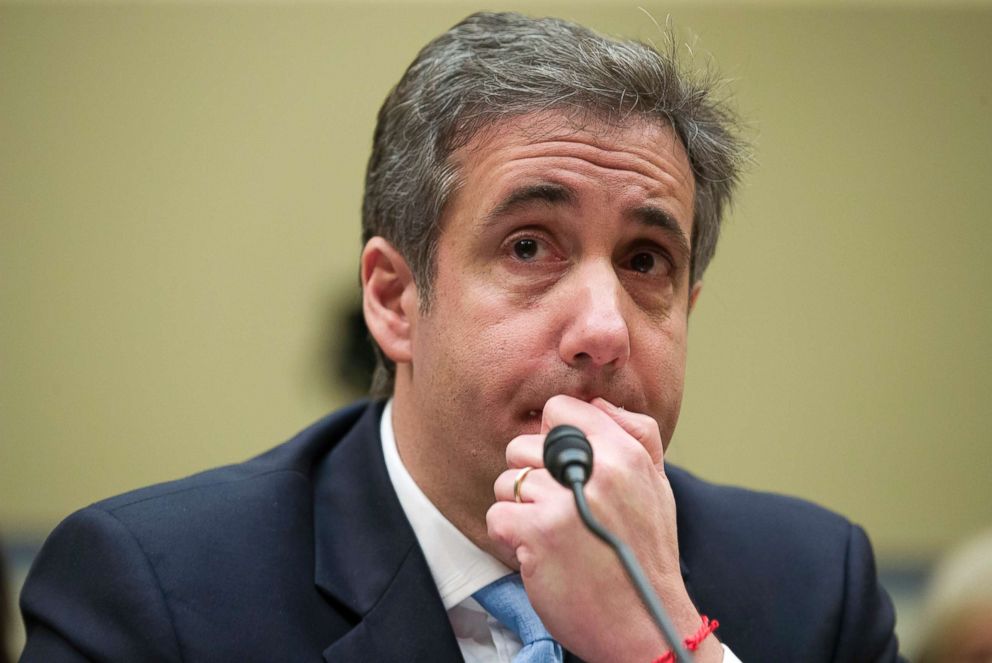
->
445;111;695;234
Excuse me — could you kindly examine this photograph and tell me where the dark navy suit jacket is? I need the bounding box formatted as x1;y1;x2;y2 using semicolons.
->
20;401;902;661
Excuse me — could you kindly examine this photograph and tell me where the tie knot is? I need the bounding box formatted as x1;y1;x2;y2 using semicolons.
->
472;573;563;662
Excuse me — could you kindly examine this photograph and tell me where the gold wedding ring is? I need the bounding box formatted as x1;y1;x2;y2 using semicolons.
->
513;466;534;503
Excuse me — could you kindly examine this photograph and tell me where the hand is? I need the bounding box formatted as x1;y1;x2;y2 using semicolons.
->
485;394;722;663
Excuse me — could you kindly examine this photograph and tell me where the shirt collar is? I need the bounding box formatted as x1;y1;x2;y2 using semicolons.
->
380;399;512;610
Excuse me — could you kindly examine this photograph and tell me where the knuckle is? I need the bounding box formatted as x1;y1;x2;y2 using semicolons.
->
624;440;653;468
486;507;510;542
517;546;536;575
594;452;623;485
624;411;661;444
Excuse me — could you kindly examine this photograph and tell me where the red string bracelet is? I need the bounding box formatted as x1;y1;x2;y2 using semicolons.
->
651;615;719;663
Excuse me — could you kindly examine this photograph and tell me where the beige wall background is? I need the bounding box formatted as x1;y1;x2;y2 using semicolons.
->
2;0;990;574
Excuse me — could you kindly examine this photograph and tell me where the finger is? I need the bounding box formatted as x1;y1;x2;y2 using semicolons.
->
590;397;665;465
493;467;560;503
540;394;617;437
540;395;659;484
485;501;525;567
505;434;545;469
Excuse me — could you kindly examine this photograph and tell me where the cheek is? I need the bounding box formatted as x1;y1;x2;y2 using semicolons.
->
631;319;688;436
419;289;551;390
641;350;685;405
466;308;554;386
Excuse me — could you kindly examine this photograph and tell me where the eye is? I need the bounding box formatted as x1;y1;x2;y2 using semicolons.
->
622;247;672;277
512;238;540;261
630;251;656;274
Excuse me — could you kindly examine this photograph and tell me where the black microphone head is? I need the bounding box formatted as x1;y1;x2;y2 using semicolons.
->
543;424;593;486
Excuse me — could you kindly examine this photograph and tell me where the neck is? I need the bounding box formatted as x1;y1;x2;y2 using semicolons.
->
389;391;509;564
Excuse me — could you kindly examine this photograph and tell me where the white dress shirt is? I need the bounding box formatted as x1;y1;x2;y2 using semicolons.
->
380;400;741;662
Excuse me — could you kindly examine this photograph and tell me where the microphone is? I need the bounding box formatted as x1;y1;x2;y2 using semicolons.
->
543;424;593;486
544;424;693;663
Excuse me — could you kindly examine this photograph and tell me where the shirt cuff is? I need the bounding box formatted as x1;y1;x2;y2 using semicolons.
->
722;643;743;662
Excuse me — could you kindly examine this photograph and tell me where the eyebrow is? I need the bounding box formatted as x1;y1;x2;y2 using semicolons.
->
484;183;575;226
484;181;691;264
628;205;691;264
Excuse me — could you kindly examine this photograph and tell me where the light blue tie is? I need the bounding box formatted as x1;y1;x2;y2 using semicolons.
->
472;573;564;663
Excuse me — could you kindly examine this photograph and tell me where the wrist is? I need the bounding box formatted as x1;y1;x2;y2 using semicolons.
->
651;615;722;663
648;582;721;663
610;587;720;663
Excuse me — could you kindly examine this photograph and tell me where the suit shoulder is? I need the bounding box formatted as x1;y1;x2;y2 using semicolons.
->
21;402;379;661
667;463;859;581
84;401;373;532
668;463;853;539
666;466;901;660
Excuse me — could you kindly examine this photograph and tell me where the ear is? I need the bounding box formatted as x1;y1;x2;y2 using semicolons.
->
361;237;418;364
688;281;703;315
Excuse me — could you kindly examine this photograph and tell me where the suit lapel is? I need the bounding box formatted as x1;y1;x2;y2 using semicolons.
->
669;464;699;610
312;401;463;662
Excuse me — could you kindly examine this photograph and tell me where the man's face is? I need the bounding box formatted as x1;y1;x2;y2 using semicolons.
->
397;111;696;505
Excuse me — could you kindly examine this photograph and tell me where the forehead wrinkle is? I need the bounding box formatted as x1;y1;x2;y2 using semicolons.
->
493;141;693;207
517;126;694;189
457;112;694;195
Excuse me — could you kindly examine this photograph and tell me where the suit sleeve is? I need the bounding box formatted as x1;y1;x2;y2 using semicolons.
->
19;506;183;662
831;523;906;663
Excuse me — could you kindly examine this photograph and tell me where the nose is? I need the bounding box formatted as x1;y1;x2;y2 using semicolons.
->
558;261;631;370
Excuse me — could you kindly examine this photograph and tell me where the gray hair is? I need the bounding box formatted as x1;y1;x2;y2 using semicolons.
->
362;11;747;395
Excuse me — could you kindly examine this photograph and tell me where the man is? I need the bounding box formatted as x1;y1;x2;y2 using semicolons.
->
19;12;902;662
